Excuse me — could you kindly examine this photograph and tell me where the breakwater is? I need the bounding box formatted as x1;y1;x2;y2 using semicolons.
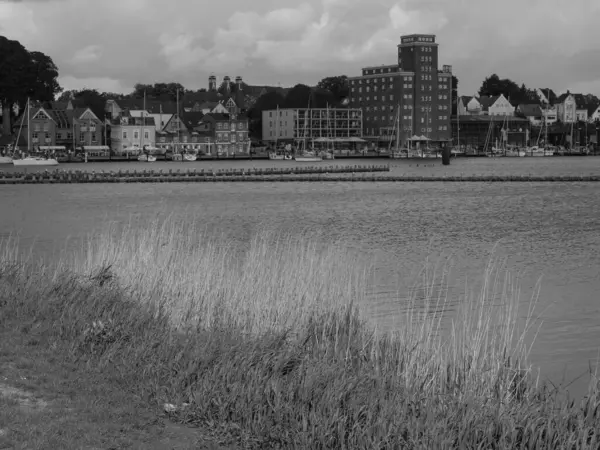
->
1;166;600;184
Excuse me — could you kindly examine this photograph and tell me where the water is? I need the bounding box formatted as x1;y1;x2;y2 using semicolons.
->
1;156;600;395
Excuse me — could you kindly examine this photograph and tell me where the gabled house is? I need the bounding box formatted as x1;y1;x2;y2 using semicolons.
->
457;96;483;115
17;105;104;150
516;104;543;125
556;93;578;123
536;88;557;105
479;94;514;116
198;101;227;115
588;104;600;122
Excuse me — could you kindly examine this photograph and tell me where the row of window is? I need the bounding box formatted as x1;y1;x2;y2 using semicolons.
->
362;66;398;75
350;76;413;85
420;56;433;62
120;131;150;140
216;122;246;130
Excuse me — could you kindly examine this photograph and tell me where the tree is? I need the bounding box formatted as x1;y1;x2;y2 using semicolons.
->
132;82;185;101
478;74;520;99
283;84;312;108
316;75;349;103
23;51;62;102
0;36;31;134
247;90;286;140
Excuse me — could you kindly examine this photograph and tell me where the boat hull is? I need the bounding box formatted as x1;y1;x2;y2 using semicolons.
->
294;157;323;162
183;155;197;162
269;154;285;160
13;158;59;166
138;155;157;162
0;156;13;164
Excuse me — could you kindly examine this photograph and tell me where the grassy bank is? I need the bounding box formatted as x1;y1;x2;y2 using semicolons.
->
1;220;599;449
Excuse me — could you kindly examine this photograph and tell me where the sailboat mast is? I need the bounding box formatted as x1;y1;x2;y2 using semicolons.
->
141;90;145;149
27;99;31;152
456;94;460;150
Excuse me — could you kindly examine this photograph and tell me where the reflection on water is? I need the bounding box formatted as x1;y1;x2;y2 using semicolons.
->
1;157;600;396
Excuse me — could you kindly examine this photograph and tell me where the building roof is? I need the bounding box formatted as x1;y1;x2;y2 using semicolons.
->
181;111;205;130
455;114;530;123
518;104;543;117
111;116;155;126
478;95;500;111
537;88;557;103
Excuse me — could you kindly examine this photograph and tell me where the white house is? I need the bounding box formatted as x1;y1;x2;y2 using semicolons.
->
197;101;228;115
457;96;483;115
481;94;514;116
556;94;577;123
589;105;600;122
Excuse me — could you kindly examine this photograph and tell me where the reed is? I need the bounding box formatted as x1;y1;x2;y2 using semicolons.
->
1;219;599;449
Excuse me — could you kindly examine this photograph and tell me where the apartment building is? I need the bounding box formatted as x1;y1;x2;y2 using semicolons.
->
347;34;453;145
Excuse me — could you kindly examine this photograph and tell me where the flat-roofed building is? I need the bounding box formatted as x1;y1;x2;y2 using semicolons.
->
262;108;363;142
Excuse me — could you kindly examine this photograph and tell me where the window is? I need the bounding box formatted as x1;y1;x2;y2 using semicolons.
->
67;132;73;140
80;132;85;142
133;131;139;139
34;124;40;132
31;132;38;140
144;131;149;139
43;123;49;132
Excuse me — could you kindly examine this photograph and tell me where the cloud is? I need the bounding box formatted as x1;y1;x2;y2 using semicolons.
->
0;0;599;96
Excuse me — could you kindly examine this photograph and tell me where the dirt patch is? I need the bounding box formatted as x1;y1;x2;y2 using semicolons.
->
0;383;48;412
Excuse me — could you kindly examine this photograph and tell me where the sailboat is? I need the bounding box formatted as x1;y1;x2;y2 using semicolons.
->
137;91;156;162
13;98;59;166
295;93;322;162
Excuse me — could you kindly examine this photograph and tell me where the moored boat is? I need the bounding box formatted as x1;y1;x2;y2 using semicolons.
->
13;156;59;166
295;151;323;162
0;156;13;164
183;153;197;162
269;152;285;160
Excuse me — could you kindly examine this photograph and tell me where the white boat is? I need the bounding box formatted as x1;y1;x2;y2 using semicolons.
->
295;155;323;162
138;154;157;162
13;156;59;166
544;148;555;156
528;146;545;157
269;152;285;160
505;149;526;157
183;153;197;162
0;156;13;164
321;151;335;160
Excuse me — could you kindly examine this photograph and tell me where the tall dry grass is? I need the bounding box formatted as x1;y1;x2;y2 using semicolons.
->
1;218;599;449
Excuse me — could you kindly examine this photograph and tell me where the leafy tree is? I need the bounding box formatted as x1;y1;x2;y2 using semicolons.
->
478;74;520;99
0;37;61;134
247;90;285;140
0;37;31;134
283;84;312;108
316;75;349;102
132;82;185;101
23;51;62;102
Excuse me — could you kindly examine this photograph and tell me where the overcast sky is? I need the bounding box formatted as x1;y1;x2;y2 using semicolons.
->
1;0;600;96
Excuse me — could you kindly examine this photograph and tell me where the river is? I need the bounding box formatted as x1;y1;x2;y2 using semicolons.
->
1;156;599;396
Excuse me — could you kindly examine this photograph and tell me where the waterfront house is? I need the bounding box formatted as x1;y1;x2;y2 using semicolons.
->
457;96;483;115
17;105;104;150
109;114;155;152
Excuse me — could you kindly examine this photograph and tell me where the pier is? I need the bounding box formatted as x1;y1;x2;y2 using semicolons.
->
1;166;600;184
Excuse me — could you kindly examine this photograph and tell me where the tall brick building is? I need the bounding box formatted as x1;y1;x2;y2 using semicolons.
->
347;34;453;146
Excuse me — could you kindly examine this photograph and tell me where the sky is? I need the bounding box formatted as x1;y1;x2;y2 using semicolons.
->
1;0;600;97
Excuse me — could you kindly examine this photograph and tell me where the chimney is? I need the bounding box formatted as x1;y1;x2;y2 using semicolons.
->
223;76;231;92
235;76;242;87
208;75;217;92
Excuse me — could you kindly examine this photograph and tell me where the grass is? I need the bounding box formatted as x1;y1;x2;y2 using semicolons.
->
1;218;599;449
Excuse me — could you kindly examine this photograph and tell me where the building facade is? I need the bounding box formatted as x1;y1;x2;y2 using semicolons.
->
261;108;363;142
20;105;104;150
347;34;452;145
109;115;156;151
194;113;250;155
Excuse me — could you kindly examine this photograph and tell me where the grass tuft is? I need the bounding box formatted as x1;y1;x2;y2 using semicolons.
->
1;218;599;449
